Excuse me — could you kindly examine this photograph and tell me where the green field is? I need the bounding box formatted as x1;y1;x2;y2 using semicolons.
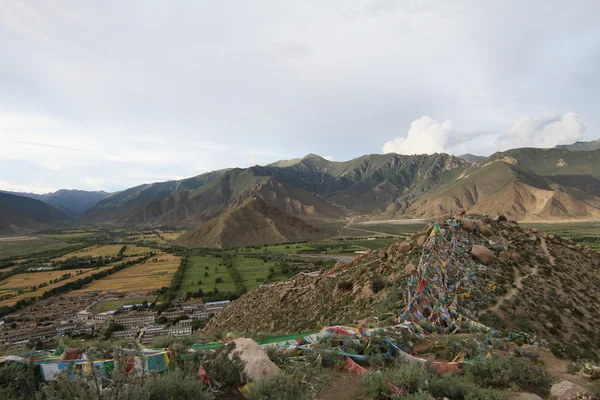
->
46;232;95;240
0;236;69;258
178;255;237;296
232;256;285;289
92;296;158;313
239;241;364;255
521;222;600;250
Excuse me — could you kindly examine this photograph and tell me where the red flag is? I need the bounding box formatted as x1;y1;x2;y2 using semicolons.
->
344;356;366;376
198;363;211;385
416;278;426;295
387;380;404;395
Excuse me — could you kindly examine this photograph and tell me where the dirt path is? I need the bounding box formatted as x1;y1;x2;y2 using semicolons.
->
540;237;556;266
481;264;539;314
316;370;365;400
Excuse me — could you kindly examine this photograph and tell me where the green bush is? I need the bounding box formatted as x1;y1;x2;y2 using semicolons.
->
248;374;309;400
593;381;600;399
144;370;214;400
428;375;507;400
203;342;246;391
361;363;429;399
466;356;552;396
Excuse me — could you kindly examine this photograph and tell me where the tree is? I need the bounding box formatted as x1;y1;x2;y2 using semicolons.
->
205;272;209;277
215;277;223;284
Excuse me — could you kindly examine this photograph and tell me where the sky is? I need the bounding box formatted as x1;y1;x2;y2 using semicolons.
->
1;0;599;193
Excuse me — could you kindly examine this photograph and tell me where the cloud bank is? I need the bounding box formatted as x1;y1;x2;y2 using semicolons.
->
383;113;586;156
501;113;585;149
383;117;454;155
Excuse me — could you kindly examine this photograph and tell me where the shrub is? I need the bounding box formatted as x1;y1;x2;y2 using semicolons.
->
203;342;246;391
428;375;507;400
144;370;215;400
361;363;429;399
248;374;309;400
466;355;552;396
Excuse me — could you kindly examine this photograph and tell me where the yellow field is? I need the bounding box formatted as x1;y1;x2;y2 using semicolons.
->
0;266;113;306
123;246;156;256
0;270;80;290
52;245;125;261
161;232;185;241
68;253;180;295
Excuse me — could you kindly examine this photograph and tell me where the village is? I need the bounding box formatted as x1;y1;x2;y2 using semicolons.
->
0;292;229;350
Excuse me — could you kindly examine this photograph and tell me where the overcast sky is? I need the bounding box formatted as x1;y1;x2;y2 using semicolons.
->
1;0;599;193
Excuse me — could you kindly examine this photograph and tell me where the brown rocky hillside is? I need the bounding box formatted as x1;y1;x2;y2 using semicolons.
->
174;197;328;248
207;215;600;359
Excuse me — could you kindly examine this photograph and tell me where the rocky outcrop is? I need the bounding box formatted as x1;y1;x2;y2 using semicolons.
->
549;381;595;400
232;338;281;380
471;245;494;265
476;220;494;237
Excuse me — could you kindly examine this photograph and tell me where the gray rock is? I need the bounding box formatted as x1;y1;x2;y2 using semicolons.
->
549;380;595;400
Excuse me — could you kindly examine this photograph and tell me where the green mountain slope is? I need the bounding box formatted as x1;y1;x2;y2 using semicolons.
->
555;139;600;151
83;169;229;223
83;153;468;227
0;193;71;235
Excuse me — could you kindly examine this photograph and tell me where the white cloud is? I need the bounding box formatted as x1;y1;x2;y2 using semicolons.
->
383;116;454;155
323;155;334;161
502;113;585;148
0;180;58;194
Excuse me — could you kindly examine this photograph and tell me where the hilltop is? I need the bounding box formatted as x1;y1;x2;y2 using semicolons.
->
207;214;600;359
174;197;328;248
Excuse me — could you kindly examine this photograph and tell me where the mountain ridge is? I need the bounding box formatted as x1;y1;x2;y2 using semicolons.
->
0;192;72;235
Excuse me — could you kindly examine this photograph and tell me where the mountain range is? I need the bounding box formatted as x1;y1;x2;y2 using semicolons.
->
0;192;71;235
2;140;600;246
1;189;109;218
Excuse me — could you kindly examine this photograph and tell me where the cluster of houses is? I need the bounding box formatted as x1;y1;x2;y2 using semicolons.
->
0;293;230;350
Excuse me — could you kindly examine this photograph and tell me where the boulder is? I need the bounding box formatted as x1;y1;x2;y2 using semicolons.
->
549;380;595;400
405;263;416;274
476;220;494;237
360;284;374;300
232;338;281;380
472;245;495;265
378;250;387;261
460;218;475;233
398;241;413;254
416;235;428;245
514;345;540;359
279;289;290;303
387;243;400;258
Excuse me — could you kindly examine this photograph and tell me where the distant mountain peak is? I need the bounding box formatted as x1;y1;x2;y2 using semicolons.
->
459;154;486;163
555;139;600;151
301;153;327;161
